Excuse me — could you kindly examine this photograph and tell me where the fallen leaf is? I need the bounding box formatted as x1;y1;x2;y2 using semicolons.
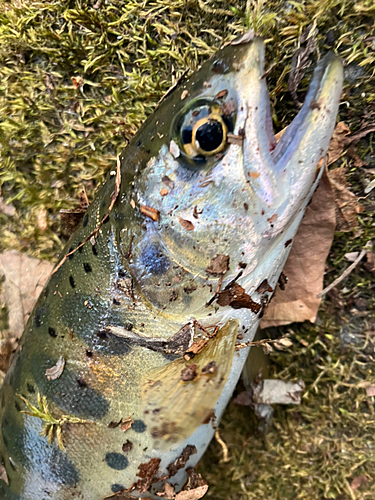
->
350;475;367;490
252;379;305;405
162;176;174;189
169;140;180;158
344;251;360;262
365;385;375;397
231;29;254;45
71;76;84;89
0;251;54;339
178;217;194;231
217;282;261;313
364;251;375;273
37;209;48;231
0;338;18;374
328;167;364;232
135;457;161;493
141;205;160;222
0;197;16;217
175;486;208;500
0;464;9;485
206;254;229;276
261;170;336;327
120;416;134;432
45;355;65;381
346;144;367;167
327;122;350;165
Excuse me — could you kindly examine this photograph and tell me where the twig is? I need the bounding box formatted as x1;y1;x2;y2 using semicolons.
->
52;157;121;275
215;428;229;463
317;242;371;298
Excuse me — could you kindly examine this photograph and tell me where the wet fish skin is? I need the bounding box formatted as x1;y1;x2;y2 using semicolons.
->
0;36;343;500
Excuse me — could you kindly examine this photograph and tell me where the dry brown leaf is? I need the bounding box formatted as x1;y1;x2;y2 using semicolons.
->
346;144;367;167
206;254;229;275
0;338;18;373
350;475;367;490
45;355;65;381
178;217;195;231
0;464;9;485
0;197;16;217
0;251;53;339
140;205;160;222
365;385;375;397
328;167;364;232
327;122;350;165
120;416;134;432
37;209;48;231
261;170;336;328
175;486;208;500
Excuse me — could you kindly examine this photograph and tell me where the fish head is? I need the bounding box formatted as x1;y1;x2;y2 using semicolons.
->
116;35;342;314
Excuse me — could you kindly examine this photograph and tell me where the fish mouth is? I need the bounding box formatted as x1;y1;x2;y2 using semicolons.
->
232;37;343;233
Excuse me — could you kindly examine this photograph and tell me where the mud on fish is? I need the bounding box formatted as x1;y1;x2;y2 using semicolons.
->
0;34;343;499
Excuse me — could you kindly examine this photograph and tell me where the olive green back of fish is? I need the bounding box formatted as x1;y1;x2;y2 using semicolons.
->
0;41;253;500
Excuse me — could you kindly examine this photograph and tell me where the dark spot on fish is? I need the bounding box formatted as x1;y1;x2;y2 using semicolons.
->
141;243;170;275
83;214;89;227
78;245;83;253
2;415;80;487
14;401;21;412
118;269;127;278
32;358;109;419
86;350;93;357
285;239;293;247
27;383;35;394
103;215;110;224
76;378;88;388
105;453;129;470
69;276;76;288
92;244;98;256
244;203;249;211
131;420;147;433
83;262;92;273
137;140;142;147
111;484;125;493
35;309;42;328
68;247;75;260
48;327;57;338
113;298;121;305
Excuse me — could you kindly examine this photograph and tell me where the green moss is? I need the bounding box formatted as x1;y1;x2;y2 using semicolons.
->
0;0;374;498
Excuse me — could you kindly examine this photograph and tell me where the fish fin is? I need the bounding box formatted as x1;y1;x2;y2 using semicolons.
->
141;319;238;450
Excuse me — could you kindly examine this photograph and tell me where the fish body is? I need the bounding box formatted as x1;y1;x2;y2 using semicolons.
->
0;36;343;499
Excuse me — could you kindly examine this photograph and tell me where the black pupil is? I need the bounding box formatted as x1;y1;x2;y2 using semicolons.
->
196;120;223;152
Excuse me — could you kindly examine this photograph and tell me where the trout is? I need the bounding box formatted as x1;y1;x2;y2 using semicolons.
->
0;35;343;499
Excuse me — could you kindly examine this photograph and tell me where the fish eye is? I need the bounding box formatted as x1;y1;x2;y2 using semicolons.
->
172;98;235;165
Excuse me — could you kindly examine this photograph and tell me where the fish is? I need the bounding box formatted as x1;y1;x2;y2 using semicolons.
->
0;34;343;500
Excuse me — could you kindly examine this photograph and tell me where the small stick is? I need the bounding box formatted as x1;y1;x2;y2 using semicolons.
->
317;242;370;298
214;428;229;463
